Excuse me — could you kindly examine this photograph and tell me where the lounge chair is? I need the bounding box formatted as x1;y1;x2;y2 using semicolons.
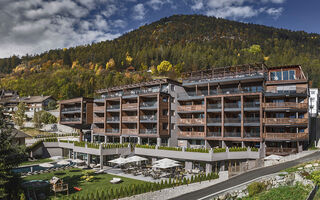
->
95;169;105;174
110;178;122;184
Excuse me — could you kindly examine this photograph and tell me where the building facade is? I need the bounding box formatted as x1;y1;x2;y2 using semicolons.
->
59;63;309;156
309;88;319;117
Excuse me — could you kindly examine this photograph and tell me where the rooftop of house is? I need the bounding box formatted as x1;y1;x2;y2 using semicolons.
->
0;95;54;104
11;129;30;138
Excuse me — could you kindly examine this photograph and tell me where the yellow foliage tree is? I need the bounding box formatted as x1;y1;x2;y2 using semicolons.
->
125;52;133;65
106;58;115;70
157;60;172;74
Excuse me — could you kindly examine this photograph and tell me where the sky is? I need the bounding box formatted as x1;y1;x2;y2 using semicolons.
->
0;0;319;58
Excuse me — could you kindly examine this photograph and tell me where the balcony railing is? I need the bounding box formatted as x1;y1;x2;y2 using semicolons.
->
224;118;241;123
60;117;81;122
93;117;104;123
61;107;81;112
103;87;162;98
106;129;119;133
140;115;157;121
243;102;260;108
244;132;260;138
207;104;222;109
244;118;260;123
122;116;138;122
106;116;120;122
263;102;308;109
140;102;157;108
265;87;307;95
93;127;104;133
264;132;308;140
93;106;104;112
264;118;308;125
177;105;205;112
207;118;221;123
122;103;137;110
220;88;240;94
224;103;241;109
122;129;138;135
266;147;298;155
177;118;205;124
207;132;221;137
140;129;157;134
107;105;120;110
179;131;206;138
224;132;241;137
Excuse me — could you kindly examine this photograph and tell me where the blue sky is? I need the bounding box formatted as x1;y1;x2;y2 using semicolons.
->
0;0;318;58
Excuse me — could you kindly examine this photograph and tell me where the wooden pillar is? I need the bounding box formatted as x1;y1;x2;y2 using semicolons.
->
119;97;122;135
221;96;224;138
241;95;244;138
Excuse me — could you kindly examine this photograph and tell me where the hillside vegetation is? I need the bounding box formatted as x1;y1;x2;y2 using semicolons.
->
1;14;320;100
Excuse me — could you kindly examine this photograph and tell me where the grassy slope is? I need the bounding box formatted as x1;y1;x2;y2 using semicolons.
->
23;168;146;199
20;158;53;166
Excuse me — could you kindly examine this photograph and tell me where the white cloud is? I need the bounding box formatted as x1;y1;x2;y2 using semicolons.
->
147;0;172;10
133;3;146;20
111;19;127;28
266;7;283;19
0;0;123;58
191;0;204;10
206;6;260;19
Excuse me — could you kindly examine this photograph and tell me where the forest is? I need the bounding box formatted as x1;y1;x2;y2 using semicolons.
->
1;14;320;100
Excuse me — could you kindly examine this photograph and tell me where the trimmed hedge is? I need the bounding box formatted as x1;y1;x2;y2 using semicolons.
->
102;143;129;149
43;137;58;142
185;148;209;153
213;148;226;153
229;147;247;152
158;146;182;151
251;147;259;152
135;144;156;149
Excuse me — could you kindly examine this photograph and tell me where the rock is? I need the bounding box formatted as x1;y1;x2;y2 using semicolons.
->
298;167;303;170
304;164;313;168
313;163;319;167
237;192;246;199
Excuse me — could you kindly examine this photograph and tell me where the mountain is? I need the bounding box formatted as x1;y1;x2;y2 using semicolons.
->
1;14;320;100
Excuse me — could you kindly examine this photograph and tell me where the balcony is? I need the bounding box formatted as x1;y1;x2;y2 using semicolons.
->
244;132;260;138
122;116;138;122
93;127;104;133
243;102;260;109
93;117;104;123
106;105;120;110
106;116;120;122
122;129;138;135
220;88;240;95
263;118;308;125
61;107;81;113
207;104;221;110
266;147;298;156
224;132;241;137
244;118;260;123
224;103;241;109
122;103;137;110
93;106;104;112
263;102;308;110
178;131;206;138
60;117;81;122
140;115;157;121
207;118;222;124
207;132;221;137
264;132;308;141
106;129;120;134
140;129;157;135
224;118;241;123
265;87;307;97
177;118;205;124
140;102;157;108
177;105;205;112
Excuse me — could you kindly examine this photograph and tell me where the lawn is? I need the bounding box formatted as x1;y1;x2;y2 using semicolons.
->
23;168;147;199
20;158;53;166
241;184;312;200
21;127;53;137
314;188;320;200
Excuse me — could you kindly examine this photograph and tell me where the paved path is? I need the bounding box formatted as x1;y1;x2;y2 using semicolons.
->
171;151;320;200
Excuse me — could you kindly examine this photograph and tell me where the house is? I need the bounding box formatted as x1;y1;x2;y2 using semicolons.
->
11;129;30;145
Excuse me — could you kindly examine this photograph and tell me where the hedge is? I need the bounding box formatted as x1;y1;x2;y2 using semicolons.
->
135;144;156;149
158;146;182;151
213;148;226;153
229;147;247;152
185;148;209;153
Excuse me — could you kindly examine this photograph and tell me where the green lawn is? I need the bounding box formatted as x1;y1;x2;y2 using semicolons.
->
314;188;320;200
21;127;53;137
241;184;312;200
20;158;53;166
23;168;146;199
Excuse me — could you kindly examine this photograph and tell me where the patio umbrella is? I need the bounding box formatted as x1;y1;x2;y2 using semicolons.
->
126;156;148;163
72;159;85;164
108;157;128;165
152;162;181;169
153;158;180;164
39;163;54;168
57;160;70;165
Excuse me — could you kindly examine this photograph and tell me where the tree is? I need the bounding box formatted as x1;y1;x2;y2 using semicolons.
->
63;49;72;67
0;106;27;199
247;44;262;54
105;58;115;70
13;102;27;127
126;52;133;66
157;60;172;74
33;111;42;128
46;100;57;111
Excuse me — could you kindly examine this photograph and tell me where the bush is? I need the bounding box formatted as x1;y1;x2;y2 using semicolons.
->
251;147;259;152
135;144;156;149
213;148;226;153
158;146;182;151
247;182;267;196
229;147;247;152
185;148;209;153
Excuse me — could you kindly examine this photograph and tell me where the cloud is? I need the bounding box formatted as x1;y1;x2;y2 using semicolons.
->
133;3;146;20
190;0;285;20
147;0;172;10
0;0;123;58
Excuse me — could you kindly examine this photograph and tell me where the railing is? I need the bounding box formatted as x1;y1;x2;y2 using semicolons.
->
122;103;138;110
106;116;120;122
104;88;162;98
224;118;241;123
177;105;205;112
263;118;308;124
106;129;119;133
220;88;240;94
140;102;157;108
93;106;104;112
178;131;206;137
224;103;240;109
224;132;241;137
177;118;205;124
207;104;222;109
93;127;104;133
264;132;308;140
263;102;308;109
244;132;260;138
243;102;260;108
207;118;221;123
244;118;260;123
106;105;120;110
266;147;298;155
93;117;104;123
207;132;221;137
122;116;138;121
241;86;263;93
61;107;81;112
265;87;307;95
140;115;157;121
60;118;81;122
122;129;138;135
140;129;157;134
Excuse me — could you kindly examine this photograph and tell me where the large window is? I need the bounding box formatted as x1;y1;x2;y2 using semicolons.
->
283;71;289;80
289;70;295;80
276;71;282;80
270;72;276;80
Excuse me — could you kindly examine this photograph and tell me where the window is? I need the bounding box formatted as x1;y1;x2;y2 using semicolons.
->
289;70;295;80
270;72;276;80
298;113;304;118
171;110;175;116
171;123;175;130
276;71;282;80
283;71;289;80
162;109;168;116
171;85;175;91
162;123;168;130
162;97;168;102
171;97;175;103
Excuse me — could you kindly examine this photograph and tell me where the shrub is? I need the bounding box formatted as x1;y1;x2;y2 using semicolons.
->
158;146;182;151
229;147;247;152
135;144;156;149
247;182;267;196
213;148;226;153
251;147;259;151
185;148;209;153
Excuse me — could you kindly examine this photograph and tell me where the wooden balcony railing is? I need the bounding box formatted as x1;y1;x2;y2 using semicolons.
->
122;129;138;135
177;118;205;124
178;131;206;138
263;118;308;125
122;116;138;122
264;132;308;140
93;106;105;112
263;102;308;109
122;103;138;110
266;147;298;156
93;127;104;133
93;117;104;123
177;105;205;112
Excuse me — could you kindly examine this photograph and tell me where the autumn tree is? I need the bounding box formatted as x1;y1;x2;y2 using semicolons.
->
157;60;173;74
106;58;116;70
13;102;27;128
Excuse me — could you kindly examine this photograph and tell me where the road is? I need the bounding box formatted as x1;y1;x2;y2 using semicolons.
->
171;151;320;200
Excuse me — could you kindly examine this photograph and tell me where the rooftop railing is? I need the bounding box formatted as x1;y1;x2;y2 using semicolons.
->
60;117;81;122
